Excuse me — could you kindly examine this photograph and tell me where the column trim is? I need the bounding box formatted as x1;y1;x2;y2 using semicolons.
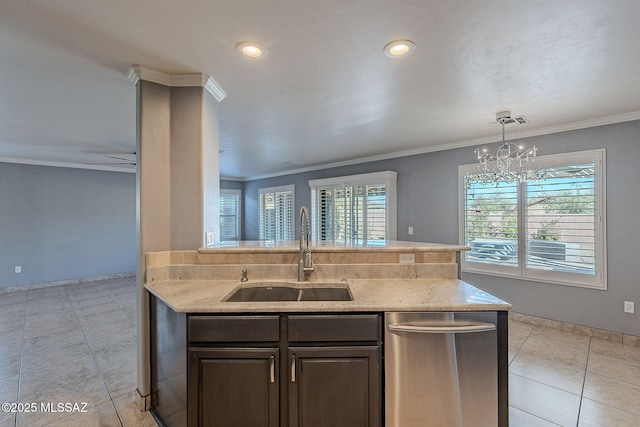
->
128;65;226;102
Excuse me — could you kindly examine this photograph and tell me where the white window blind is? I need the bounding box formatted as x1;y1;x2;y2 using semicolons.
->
459;149;606;289
315;185;366;242
259;185;294;241
525;164;597;277
463;180;519;269
219;190;241;241
367;184;387;241
309;171;397;243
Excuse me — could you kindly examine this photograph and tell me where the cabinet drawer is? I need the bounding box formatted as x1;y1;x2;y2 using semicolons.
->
188;315;280;342
288;314;380;342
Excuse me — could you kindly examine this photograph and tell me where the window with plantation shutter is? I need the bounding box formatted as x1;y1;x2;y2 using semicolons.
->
459;149;606;289
309;171;397;244
463;180;519;270
259;185;294;241
366;184;387;241
220;189;241;241
526;164;597;277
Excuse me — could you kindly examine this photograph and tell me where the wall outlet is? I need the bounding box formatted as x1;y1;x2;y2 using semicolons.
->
407;226;414;235
205;231;215;246
624;301;635;314
15;265;22;274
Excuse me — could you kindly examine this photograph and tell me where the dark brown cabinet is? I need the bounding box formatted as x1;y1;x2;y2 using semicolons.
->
187;315;281;427
187;313;380;427
286;314;381;427
288;346;380;427
188;348;279;427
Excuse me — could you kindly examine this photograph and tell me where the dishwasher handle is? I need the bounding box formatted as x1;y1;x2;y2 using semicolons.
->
388;322;496;334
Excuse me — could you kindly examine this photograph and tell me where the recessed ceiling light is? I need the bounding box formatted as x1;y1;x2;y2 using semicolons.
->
384;40;415;57
237;41;267;59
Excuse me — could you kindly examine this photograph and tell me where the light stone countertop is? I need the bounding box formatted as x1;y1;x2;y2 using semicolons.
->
145;278;511;313
199;240;470;253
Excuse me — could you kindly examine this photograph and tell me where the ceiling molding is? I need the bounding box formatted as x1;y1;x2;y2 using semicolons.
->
204;77;227;103
128;65;171;86
128;65;226;102
170;73;209;87
4;111;637;179
241;111;640;181
220;176;245;182
505;110;640;139
0;157;135;173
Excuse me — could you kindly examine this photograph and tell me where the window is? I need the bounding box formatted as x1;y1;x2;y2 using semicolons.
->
309;171;397;244
459;149;606;289
220;189;241;241
259;185;294;241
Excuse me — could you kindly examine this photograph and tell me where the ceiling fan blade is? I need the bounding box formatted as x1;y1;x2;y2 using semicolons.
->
85;162;136;166
105;155;135;161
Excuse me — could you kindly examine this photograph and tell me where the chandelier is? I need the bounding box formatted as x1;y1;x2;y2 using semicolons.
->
467;111;541;186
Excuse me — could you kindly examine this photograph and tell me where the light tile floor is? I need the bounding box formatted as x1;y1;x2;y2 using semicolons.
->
0;278;156;427
1;277;639;426
508;317;640;426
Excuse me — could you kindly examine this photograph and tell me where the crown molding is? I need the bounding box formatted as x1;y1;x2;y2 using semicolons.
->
220;176;245;182
128;65;226;102
128;65;169;86
204;77;227;103
240;111;640;181
0;157;135;173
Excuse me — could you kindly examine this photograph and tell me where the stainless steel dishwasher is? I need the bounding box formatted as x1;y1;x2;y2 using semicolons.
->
385;312;498;427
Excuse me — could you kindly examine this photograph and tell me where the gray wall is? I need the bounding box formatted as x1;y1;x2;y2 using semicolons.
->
0;163;136;288
220;179;243;191
243;120;640;335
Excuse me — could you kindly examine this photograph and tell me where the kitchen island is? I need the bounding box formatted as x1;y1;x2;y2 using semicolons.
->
145;241;510;427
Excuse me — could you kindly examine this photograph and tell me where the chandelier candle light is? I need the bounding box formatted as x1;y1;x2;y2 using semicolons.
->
468;111;541;186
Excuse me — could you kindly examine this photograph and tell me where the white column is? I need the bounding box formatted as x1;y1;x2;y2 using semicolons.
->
130;66;225;410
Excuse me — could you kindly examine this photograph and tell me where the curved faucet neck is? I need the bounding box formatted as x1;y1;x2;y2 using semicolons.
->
298;206;313;281
299;206;311;250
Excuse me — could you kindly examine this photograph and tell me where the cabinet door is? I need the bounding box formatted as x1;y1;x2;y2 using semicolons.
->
288;346;380;427
188;348;279;427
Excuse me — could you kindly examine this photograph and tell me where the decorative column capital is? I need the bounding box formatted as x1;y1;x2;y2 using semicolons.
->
128;65;226;102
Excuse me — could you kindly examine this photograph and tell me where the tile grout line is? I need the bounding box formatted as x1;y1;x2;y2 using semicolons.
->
509;371;581;425
507;322;535;367
63;284;126;427
508;328;565;427
575;337;592;427
13;291;27;427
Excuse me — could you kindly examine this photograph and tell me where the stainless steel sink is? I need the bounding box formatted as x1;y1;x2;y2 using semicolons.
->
298;287;352;301
223;282;353;302
224;286;300;302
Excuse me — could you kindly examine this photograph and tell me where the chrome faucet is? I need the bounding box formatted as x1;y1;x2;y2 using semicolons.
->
298;206;313;281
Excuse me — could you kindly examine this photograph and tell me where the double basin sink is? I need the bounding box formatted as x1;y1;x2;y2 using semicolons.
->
223;282;353;302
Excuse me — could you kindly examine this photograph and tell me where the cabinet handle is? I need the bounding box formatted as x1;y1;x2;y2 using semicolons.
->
269;355;275;383
291;354;296;383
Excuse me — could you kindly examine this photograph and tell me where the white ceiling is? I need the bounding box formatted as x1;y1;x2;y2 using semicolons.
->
1;0;639;179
